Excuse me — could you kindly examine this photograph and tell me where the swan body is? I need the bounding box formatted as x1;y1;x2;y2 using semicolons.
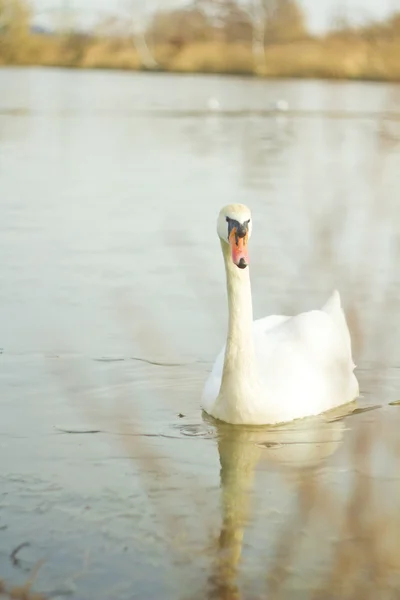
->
201;204;359;426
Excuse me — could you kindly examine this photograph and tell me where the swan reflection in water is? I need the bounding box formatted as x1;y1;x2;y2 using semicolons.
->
58;357;368;599
196;401;358;600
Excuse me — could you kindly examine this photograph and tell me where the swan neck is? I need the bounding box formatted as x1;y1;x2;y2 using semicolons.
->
221;241;256;384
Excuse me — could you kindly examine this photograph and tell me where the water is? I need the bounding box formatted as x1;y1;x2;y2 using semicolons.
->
0;67;400;599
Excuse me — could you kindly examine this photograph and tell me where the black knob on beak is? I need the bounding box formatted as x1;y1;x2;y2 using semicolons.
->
236;223;247;238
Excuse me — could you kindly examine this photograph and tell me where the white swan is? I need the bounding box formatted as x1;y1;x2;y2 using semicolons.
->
201;204;359;425
271;99;289;112
207;97;220;111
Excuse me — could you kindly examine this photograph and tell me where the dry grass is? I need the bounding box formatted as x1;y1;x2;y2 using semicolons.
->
260;38;400;80
165;42;254;75
1;34;400;82
160;37;400;80
0;583;46;600
0;562;46;600
80;40;141;70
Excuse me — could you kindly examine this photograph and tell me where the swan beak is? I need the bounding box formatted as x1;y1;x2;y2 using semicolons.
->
229;228;249;269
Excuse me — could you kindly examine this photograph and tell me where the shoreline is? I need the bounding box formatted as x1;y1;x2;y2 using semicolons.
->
1;34;400;84
1;63;399;86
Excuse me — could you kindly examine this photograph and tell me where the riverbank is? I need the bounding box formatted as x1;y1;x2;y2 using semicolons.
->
1;35;400;82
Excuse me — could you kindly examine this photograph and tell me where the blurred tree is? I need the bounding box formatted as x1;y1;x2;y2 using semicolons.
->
328;5;356;39
0;0;30;34
388;12;400;37
191;0;241;41
220;3;253;44
328;7;400;42
263;0;307;43
147;0;306;50
360;11;400;42
227;0;307;63
94;15;125;39
122;0;159;68
0;0;31;61
241;1;270;65
148;6;211;47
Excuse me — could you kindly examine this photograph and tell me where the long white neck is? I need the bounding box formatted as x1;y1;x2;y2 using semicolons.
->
218;241;258;410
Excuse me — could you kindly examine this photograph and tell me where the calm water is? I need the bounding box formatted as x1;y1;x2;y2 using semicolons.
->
0;67;400;599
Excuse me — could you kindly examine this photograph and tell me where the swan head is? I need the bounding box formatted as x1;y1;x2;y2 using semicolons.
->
217;204;252;269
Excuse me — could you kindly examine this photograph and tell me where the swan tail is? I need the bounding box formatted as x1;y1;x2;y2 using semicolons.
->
322;289;342;315
322;290;356;370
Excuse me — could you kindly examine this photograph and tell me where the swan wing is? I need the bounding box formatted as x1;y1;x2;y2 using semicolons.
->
254;291;354;371
251;292;358;421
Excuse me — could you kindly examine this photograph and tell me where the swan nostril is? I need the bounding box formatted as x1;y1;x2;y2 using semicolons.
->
237;258;248;269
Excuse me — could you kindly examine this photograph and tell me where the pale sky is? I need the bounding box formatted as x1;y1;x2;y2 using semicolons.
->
32;0;399;33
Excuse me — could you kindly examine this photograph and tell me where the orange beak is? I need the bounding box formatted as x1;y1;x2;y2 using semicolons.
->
229;228;249;269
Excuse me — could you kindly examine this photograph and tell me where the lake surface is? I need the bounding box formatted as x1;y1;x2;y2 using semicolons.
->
1;67;400;599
